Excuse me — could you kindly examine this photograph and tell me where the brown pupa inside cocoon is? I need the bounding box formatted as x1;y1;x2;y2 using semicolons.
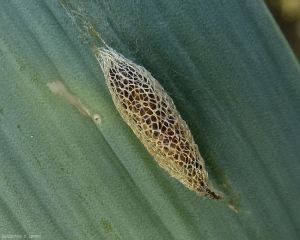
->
94;47;222;200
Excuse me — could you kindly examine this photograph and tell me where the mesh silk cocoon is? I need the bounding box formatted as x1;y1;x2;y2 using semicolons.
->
94;47;221;199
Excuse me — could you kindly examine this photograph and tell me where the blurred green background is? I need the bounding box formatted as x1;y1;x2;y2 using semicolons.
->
266;0;300;60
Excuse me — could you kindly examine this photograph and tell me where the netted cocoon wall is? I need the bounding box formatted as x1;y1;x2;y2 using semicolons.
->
94;47;221;199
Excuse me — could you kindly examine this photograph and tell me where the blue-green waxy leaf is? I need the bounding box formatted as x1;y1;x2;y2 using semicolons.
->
0;0;300;239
